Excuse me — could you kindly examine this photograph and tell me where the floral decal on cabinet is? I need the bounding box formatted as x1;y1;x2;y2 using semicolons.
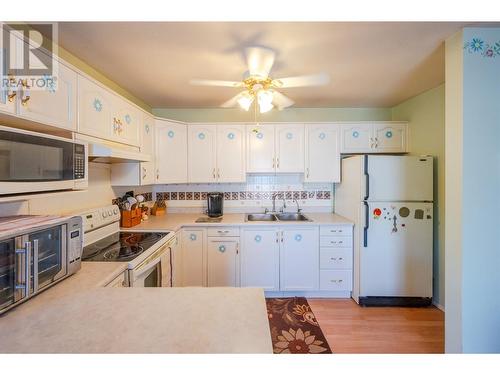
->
464;38;500;58
352;131;360;138
93;98;103;112
145;124;150;134
124;114;131;124
218;245;226;253
385;130;393;138
227;132;235;140
43;74;57;93
168;130;175;138
318;132;326;140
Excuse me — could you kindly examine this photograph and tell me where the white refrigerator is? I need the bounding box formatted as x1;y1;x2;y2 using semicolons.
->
335;155;433;306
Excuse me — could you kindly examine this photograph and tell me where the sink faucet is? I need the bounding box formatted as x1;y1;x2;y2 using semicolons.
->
293;199;302;214
280;196;287;213
270;193;278;213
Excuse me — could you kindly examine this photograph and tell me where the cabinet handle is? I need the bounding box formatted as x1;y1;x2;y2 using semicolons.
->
375;137;378;148
281;231;284;243
277;157;280;169
272;157;275;169
236;243;239;255
306;168;310;178
156;169;160;180
142;167;147;180
217;168;220;179
212;168;216;179
21;79;30;106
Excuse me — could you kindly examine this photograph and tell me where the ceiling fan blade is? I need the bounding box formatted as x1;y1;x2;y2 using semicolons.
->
272;73;330;88
190;79;243;88
245;47;275;78
272;91;294;110
221;92;247;108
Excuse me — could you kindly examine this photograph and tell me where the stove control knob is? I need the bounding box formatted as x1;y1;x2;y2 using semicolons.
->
102;212;107;218
108;210;113;216
113;208;119;215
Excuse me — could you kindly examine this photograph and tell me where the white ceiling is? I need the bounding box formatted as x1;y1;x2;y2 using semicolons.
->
57;22;471;108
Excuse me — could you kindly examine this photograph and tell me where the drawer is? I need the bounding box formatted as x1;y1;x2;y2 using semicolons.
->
320;248;352;270
320;270;352;291
320;226;351;236
207;227;240;237
320;236;352;248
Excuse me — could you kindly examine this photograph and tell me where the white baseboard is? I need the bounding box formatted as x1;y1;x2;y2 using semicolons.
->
432;301;445;311
265;291;351;299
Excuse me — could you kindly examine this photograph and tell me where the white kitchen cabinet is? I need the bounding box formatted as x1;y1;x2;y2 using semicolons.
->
246;125;275;173
17;62;77;131
207;236;239;287
240;227;280;291
216;124;246;182
305;124;340;182
188;124;217;183
110;112;155;186
111;96;140;146
275;124;304;173
181;228;206;287
341;122;407;153
155;120;188;183
247;124;304;173
77;74;113;140
279;227;319;291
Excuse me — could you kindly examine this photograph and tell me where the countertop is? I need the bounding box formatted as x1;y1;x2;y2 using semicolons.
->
0;263;272;353
129;212;353;232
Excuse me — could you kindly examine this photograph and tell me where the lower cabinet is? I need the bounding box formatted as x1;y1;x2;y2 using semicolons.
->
240;228;280;291
181;228;206;286
279;227;319;291
207;236;239;287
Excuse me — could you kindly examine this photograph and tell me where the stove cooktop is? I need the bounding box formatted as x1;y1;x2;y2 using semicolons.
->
82;231;168;262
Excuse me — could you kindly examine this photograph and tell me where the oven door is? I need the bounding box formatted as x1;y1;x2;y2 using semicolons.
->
0;237;29;313
0;126;87;195
130;243;172;288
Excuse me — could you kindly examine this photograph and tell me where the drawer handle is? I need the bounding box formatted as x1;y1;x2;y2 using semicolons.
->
330;279;343;283
217;230;229;234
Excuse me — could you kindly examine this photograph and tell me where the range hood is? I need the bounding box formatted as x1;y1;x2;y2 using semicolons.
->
88;143;151;163
75;134;151;163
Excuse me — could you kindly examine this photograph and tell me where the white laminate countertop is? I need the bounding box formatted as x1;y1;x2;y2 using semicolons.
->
127;212;353;232
0;263;272;353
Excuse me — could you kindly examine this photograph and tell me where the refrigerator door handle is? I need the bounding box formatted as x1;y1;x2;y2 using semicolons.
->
363;155;369;200
363;202;369;247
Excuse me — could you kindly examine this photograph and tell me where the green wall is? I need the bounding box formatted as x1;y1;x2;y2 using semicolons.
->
392;84;445;308
152;107;392;122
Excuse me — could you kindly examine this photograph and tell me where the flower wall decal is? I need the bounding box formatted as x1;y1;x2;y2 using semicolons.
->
464;38;500;58
93;98;103;112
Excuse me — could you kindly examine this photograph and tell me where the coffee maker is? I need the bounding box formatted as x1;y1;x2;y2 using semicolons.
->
206;192;224;217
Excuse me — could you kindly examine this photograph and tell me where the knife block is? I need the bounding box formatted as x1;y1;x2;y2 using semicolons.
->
121;208;142;228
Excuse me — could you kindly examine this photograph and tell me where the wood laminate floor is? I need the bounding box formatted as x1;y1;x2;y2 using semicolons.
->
308;299;444;353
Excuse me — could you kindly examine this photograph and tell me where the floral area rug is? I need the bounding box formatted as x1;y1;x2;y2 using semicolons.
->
266;297;332;354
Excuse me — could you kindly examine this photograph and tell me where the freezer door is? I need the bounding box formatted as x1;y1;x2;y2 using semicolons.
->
367;156;433;201
359;201;433;298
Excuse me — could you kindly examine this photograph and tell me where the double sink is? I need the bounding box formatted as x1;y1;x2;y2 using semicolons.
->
245;213;311;222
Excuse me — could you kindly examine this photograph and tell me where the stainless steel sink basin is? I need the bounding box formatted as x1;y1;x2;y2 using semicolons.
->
275;213;311;221
246;213;278;222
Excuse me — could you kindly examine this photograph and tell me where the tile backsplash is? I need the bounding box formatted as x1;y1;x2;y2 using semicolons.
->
153;174;335;212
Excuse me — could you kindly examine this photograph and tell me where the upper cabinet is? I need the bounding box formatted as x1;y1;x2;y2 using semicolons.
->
77;75;113;140
247;124;304;173
187;124;246;183
216;124;246;183
156;120;188;184
188;124;217;183
110;95;140;147
305;124;340;183
341;122;408;154
17;62;77;131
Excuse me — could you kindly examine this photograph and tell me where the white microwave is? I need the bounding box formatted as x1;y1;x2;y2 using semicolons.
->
0;126;88;195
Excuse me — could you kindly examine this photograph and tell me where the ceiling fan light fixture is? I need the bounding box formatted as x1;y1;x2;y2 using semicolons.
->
237;92;254;111
257;89;274;113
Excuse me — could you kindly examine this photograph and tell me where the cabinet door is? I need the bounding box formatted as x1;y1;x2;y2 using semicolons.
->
305;124;340;182
77;75;113;140
216;124;245;182
0;41;17;114
246;124;275;173
140;113;155;185
155;120;187;183
181;229;206;287
340;124;373;153
17;62;77;131
373;123;407;153
275;124;304;173
280;227;319;291
207;237;239;287
240;228;280;291
188;124;217;183
111;97;140;146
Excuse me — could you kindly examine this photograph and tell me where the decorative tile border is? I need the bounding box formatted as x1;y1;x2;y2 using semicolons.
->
155;190;332;201
464;37;500;58
112;192;153;206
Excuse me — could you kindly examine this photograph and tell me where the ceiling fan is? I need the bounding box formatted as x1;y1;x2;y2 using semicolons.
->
190;46;330;113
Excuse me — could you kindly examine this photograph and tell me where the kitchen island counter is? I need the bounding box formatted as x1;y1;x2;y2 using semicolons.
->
0;287;272;353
